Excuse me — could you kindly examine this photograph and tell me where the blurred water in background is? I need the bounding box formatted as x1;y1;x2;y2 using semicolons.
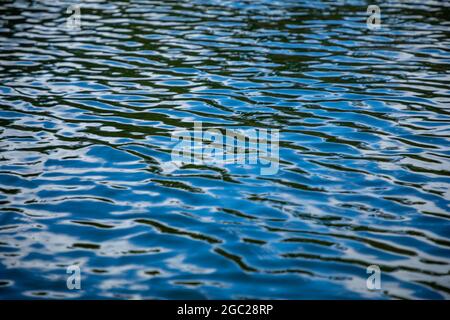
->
0;0;449;299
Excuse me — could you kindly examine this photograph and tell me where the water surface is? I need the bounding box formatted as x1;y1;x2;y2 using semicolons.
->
0;0;450;299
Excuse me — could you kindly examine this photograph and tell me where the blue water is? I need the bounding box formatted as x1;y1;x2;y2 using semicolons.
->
0;0;449;299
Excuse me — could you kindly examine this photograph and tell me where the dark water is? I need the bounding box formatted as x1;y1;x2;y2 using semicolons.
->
0;0;450;299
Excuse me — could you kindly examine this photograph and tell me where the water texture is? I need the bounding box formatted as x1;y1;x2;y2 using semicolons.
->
0;0;449;299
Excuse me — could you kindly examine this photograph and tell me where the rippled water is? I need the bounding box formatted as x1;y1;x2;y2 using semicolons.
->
0;0;450;299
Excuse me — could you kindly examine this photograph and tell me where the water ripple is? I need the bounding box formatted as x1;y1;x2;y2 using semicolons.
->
0;0;449;299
